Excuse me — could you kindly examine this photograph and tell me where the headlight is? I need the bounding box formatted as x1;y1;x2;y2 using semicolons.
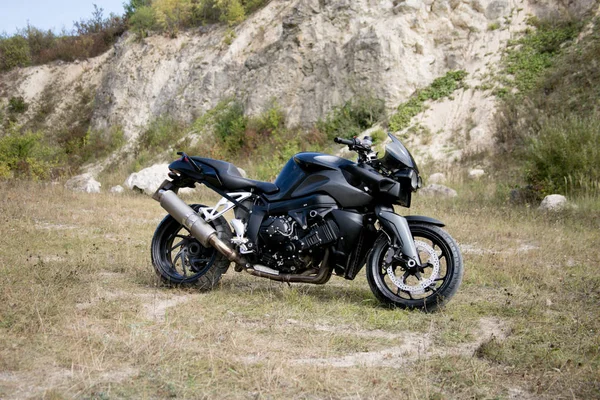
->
392;168;420;191
410;171;419;190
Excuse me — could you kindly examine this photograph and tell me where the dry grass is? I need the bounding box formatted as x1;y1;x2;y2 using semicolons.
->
0;181;599;399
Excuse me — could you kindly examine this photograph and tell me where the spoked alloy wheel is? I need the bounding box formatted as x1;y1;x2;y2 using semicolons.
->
151;204;232;289
367;223;463;311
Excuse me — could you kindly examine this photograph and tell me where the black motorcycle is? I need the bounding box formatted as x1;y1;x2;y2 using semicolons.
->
151;133;463;311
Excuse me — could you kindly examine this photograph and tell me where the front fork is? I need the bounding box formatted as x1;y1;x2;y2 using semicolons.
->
375;205;421;267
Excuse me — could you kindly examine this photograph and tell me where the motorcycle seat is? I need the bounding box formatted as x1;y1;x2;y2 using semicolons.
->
193;157;279;194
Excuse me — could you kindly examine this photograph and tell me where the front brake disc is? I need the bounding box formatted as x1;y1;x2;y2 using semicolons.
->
386;240;440;294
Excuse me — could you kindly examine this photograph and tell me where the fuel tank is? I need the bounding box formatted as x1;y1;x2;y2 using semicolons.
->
266;153;373;208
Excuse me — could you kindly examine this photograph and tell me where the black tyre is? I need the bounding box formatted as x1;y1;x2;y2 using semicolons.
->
366;223;463;311
151;204;233;290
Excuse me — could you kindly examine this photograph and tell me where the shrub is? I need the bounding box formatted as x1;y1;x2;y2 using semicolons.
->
524;115;600;195
0;127;63;180
25;26;56;65
127;0;269;36
0;6;125;72
488;22;500;31
124;0;152;18
153;0;193;36
318;95;386;140
243;0;267;14
8;96;29;114
218;0;246;26
79;126;126;162
0;34;31;71
139;116;188;152
129;6;157;38
214;101;247;154
370;128;386;144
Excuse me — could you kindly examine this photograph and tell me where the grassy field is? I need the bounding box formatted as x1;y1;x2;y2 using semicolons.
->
0;181;598;399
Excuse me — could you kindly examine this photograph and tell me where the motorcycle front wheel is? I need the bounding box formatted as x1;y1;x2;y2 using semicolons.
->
366;223;463;312
151;204;232;289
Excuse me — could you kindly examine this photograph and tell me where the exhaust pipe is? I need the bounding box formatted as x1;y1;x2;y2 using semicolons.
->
154;189;245;265
244;250;333;284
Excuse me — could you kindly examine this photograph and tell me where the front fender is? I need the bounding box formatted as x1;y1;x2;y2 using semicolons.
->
405;215;445;227
375;205;421;266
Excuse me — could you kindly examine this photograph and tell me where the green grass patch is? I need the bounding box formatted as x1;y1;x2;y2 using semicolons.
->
502;17;581;94
389;70;467;132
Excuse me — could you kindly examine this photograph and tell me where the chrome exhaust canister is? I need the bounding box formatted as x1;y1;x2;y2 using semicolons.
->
154;189;244;265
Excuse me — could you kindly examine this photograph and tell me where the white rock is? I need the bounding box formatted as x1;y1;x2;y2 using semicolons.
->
419;184;457;198
431;0;451;17
428;172;446;184
538;194;568;212
485;0;509;19
110;185;125;194
468;169;485;179
65;173;101;194
124;164;170;195
179;187;197;195
393;0;423;14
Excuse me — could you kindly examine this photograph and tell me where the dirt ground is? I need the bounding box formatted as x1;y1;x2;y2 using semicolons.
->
0;182;598;399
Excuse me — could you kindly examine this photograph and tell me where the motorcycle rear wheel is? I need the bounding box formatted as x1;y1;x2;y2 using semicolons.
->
366;223;463;312
151;204;232;289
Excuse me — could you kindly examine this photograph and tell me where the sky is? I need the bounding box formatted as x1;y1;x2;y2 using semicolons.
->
0;0;126;35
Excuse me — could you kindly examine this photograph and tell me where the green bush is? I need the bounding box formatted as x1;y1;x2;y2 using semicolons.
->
126;0;268;36
129;6;156;38
124;0;152;18
0;7;124;72
214;101;247;154
0;34;31;71
79;126;126;162
129;116;189;172
524;115;600;195
317;95;386;140
218;0;246;26
153;0;193;37
8;96;29;114
0;128;63;180
139;116;188;152
370;128;386;144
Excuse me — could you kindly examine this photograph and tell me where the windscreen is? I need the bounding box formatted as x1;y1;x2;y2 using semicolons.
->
385;133;418;171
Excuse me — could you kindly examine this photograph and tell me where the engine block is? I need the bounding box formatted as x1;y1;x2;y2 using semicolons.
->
257;216;339;273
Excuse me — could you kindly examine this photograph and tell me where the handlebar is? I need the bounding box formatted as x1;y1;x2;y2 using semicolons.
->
334;136;372;148
334;137;355;146
334;136;376;164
